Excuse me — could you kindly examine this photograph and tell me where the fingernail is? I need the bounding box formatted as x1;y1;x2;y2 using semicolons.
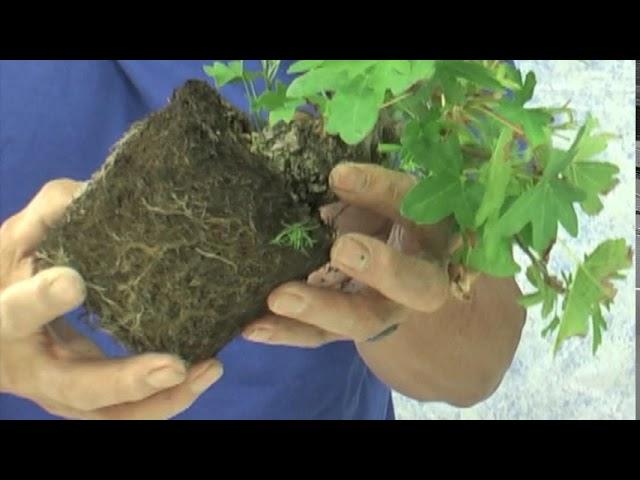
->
190;362;223;394
271;292;306;316
332;236;370;272
330;164;368;192
49;270;86;307
245;326;273;343
145;365;186;389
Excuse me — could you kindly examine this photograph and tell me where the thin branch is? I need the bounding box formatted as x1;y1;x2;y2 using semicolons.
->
515;235;565;293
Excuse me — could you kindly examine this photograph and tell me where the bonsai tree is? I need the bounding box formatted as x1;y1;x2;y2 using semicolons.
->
37;60;632;364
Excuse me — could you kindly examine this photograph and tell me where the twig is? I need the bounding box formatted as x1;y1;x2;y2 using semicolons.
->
514;235;565;293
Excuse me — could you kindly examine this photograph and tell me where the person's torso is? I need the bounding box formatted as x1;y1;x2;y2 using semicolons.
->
0;60;393;420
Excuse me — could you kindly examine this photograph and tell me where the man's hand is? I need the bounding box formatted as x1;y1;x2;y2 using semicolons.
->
0;179;223;419
243;163;525;406
243;163;454;345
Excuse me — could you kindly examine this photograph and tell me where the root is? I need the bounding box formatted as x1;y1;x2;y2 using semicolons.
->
195;247;238;272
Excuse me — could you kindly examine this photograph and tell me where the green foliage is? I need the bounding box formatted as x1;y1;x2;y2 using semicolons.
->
554;239;632;353
270;220;319;252
204;59;632;357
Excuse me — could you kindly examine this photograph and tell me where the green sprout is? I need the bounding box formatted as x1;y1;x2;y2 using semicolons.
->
270;220;318;252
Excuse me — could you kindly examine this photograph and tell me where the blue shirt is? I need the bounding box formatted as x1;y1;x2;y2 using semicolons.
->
0;60;394;420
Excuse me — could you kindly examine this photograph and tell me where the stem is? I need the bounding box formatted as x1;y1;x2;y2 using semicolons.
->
515;235;565;293
470;105;525;136
240;61;262;129
381;91;413;109
461;144;491;160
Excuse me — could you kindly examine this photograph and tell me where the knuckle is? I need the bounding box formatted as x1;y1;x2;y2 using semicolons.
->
316;330;335;347
39;178;75;201
67;392;98;412
114;366;144;400
0;214;19;248
39;402;79;419
34;271;55;300
45;367;94;412
375;243;398;276
0;358;20;394
0;292;12;338
385;177;403;205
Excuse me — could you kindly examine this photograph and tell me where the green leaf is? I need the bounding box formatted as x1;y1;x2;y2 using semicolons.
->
287;60;326;74
494;103;552;147
409;61;436;82
496;185;539;237
515;71;536;106
543;147;570;179
401;173;462;225
242;71;262;83
400;117;437;170
454;181;484;228
370;61;415;96
252;82;289;111
467;217;520;277
498;63;523;89
322;60;379;78
591;305;607;354
475;128;512;227
518;291;544;307
529;183;558;252
544;117;619;215
524;264;558;319
400;111;463;175
395;81;432;118
526;264;542;286
572;117;615;161
439;60;505;91
549;179;585;237
554;239;632;353
324;75;384;145
541;316;560;338
268;100;304;126
437;70;466;105
567;161;619;215
203;61;244;87
497;179;582;252
287;67;350;98
287;61;381;99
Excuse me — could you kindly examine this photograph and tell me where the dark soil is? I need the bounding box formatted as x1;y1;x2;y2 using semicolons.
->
36;80;380;363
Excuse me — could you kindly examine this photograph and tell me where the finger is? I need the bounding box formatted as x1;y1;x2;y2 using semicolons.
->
39;352;189;412
47;317;104;360
0;267;85;340
92;359;223;420
242;314;346;348
37;399;89;420
307;263;350;289
267;282;408;342
328;163;416;223
330;233;450;313
319;202;392;240
3;179;85;257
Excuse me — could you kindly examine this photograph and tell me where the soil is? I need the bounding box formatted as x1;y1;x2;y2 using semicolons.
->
36;80;382;363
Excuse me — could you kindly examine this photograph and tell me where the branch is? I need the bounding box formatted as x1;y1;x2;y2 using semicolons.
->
514;235;565;294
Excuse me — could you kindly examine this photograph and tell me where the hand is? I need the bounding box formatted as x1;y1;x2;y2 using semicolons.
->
242;163;461;347
0;179;223;419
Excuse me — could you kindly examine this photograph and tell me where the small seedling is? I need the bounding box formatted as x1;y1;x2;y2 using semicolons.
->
271;220;318;252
